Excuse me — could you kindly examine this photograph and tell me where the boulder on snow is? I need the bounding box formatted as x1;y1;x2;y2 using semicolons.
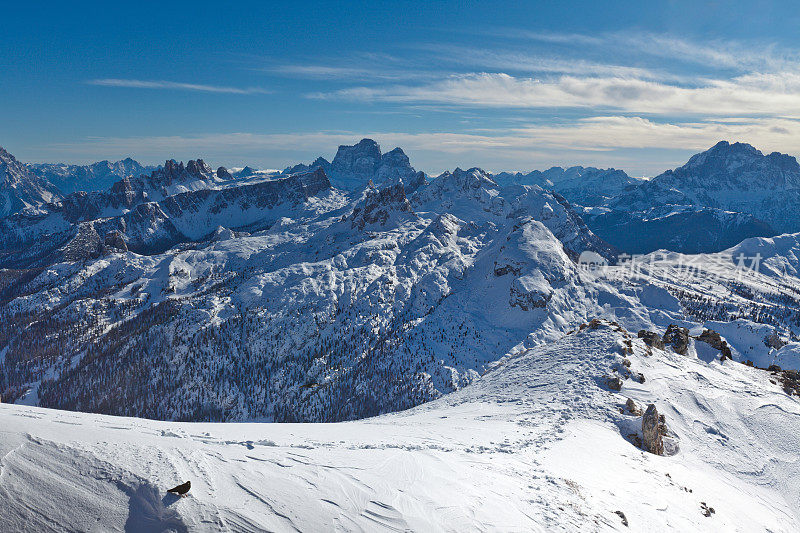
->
782;369;800;396
642;404;664;455
607;376;623;391
663;325;689;355
638;330;665;350
625;398;642;416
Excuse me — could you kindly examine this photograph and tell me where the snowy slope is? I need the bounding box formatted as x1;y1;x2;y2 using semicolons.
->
1;321;797;532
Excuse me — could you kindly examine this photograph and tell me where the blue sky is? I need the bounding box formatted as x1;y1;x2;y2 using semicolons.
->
2;0;800;176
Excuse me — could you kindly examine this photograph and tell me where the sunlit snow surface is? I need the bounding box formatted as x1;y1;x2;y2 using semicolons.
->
2;324;797;532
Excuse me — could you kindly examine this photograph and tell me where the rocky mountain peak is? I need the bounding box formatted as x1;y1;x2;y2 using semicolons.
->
148;158;215;190
186;159;213;177
0;145;62;216
667;141;800;190
217;166;232;180
330;138;382;184
348;181;415;230
0;145;29;186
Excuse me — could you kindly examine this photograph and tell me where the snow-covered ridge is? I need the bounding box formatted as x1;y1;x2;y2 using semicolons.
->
0;166;339;266
1;321;797;531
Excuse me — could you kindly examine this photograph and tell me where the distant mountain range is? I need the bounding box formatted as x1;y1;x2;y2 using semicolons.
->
491;141;800;254
31;158;157;194
3;139;800;255
1;138;800;424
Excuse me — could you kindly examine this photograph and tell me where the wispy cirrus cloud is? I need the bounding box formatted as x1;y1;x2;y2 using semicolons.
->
473;29;800;73
88;78;270;94
312;71;800;116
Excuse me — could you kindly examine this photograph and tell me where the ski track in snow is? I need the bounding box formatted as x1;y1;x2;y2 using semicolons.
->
1;323;798;532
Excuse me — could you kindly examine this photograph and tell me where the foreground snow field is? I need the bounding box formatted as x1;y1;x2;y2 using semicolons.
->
1;323;798;532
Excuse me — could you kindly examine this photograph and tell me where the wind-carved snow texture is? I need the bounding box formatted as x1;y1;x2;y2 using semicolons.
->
1;322;798;531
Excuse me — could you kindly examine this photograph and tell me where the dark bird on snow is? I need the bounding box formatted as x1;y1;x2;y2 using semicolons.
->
167;480;191;496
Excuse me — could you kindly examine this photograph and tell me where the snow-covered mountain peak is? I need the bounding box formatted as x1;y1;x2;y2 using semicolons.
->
348;181;417;230
30;157;154;194
417;167;497;200
0;145;26;186
671;140;800;186
0;145;62;216
283;138;417;191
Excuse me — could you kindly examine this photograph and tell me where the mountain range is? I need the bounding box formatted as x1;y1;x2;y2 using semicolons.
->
31;158;156;194
2;138;800;528
1;138;800;423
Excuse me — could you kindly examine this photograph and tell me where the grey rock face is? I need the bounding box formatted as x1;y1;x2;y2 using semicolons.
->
625;398;642;416
289;139;417;191
642;403;664;455
103;230;128;252
764;331;787;349
348;183;415;231
695;329;733;360
217;167;232;180
331;139;381;182
607;376;623;391
638;330;665;350
663;325;690;355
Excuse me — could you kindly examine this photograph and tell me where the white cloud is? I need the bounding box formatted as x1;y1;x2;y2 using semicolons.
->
483;29;800;73
418;46;664;79
313;72;800;116
88;79;270;94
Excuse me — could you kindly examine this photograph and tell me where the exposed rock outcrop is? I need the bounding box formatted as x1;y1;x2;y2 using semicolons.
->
642;404;664;455
103;230;128;252
638;330;665;350
663;325;690;355
607;376;623;391
695;328;733;360
348;182;416;231
625;398;642;416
